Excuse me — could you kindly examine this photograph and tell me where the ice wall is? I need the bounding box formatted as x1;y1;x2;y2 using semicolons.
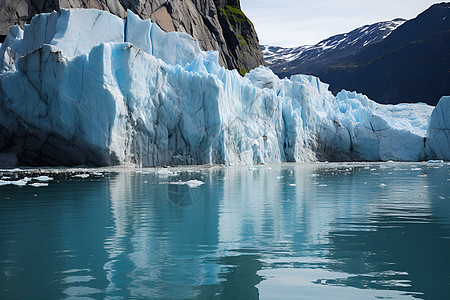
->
426;96;450;160
0;9;447;167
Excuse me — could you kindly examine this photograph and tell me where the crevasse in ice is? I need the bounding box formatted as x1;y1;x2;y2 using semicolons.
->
0;9;448;167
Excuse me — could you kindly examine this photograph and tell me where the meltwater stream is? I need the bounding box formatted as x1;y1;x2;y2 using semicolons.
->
0;162;449;299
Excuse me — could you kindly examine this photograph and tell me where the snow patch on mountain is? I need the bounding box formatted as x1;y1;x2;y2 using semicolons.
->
263;18;406;68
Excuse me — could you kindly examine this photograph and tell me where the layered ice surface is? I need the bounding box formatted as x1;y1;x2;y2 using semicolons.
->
0;9;448;167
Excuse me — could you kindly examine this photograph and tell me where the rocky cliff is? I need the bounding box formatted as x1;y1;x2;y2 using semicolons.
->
0;0;264;74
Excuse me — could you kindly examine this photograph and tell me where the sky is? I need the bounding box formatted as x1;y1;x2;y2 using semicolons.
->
240;0;443;47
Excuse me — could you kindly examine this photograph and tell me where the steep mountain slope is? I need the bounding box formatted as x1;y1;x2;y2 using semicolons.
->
0;0;264;75
265;3;450;105
263;18;405;74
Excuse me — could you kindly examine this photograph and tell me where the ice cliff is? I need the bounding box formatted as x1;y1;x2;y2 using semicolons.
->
0;0;265;75
0;9;448;167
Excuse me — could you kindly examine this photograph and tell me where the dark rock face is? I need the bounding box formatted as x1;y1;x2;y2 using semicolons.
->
0;0;264;74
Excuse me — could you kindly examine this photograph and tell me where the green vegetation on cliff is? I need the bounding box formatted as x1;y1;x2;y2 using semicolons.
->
220;5;250;25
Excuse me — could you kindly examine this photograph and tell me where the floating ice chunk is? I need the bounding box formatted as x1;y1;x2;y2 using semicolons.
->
186;180;205;188
0;180;10;186
157;169;176;177
34;176;53;181
30;182;49;187
73;174;90;178
427;160;444;163
169;180;205;188
4;168;23;172
11;179;27;186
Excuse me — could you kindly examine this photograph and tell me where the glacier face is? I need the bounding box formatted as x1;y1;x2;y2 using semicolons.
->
0;9;448;167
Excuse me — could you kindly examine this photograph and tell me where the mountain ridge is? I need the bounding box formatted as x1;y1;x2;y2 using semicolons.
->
262;18;405;70
264;2;450;105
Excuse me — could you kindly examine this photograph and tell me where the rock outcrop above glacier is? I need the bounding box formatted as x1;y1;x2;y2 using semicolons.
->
0;0;264;75
0;9;448;167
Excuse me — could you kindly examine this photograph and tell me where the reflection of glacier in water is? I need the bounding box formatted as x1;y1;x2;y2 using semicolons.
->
167;183;202;208
167;172;205;208
105;169;221;299
0;163;448;299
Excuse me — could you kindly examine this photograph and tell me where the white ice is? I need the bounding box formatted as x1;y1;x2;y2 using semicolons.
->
73;174;90;178
169;180;205;188
33;176;53;181
30;182;49;187
0;9;448;167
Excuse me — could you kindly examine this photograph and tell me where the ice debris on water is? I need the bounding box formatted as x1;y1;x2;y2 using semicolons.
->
30;182;49;188
157;169;176;177
169;180;205;188
73;174;90;178
427;160;444;164
33;176;53;181
0;180;9;186
0;179;27;186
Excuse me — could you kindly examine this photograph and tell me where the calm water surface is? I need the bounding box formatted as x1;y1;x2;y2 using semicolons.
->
0;162;449;299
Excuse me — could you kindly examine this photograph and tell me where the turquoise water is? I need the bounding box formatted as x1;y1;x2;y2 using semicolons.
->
0;162;449;299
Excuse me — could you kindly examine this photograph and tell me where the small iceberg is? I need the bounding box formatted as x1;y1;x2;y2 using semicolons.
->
169;180;205;188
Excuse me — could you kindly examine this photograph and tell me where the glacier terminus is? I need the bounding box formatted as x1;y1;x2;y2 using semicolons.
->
0;9;448;167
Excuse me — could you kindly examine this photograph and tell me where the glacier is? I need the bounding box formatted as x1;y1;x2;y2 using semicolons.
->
0;8;448;167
